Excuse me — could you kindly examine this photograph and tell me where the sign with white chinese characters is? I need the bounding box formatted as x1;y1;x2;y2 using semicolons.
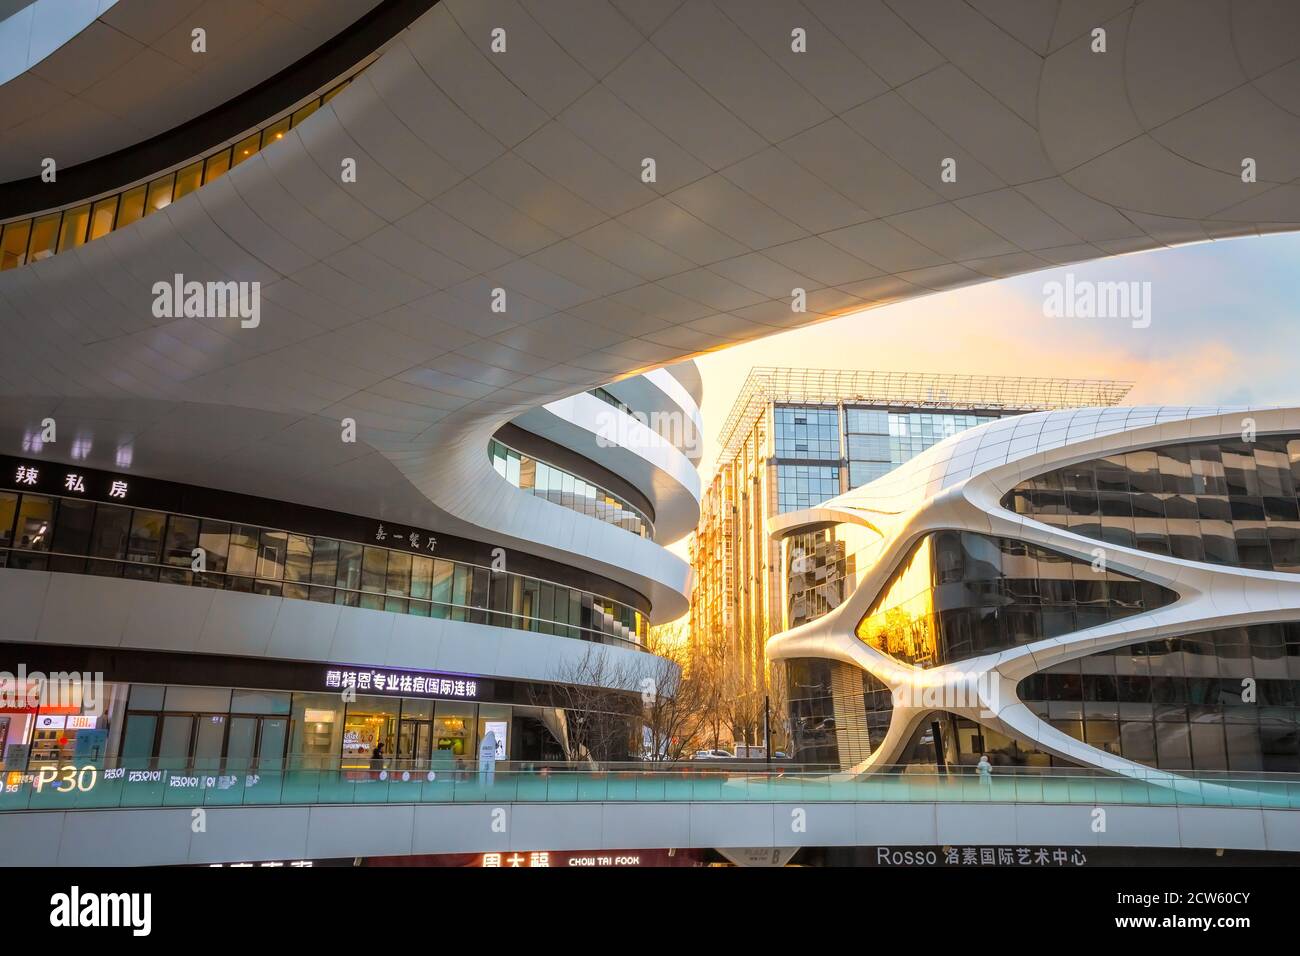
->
7;460;128;503
324;667;480;700
373;523;437;553
873;846;1089;867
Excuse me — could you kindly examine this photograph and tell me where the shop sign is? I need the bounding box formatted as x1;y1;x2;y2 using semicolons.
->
373;523;437;553
33;764;98;793
874;846;1089;866
104;769;164;783
324;667;479;699
480;852;650;867
9;462;129;502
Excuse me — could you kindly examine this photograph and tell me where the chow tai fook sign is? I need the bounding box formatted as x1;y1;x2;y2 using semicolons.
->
324;667;480;700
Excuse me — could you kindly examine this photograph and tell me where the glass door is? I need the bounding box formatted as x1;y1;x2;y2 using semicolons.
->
399;720;432;769
120;714;157;768
157;715;193;770
226;716;258;772
257;717;287;771
193;714;226;770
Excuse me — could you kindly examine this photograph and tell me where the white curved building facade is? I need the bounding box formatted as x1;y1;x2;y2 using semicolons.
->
0;354;701;771
769;406;1300;778
0;0;1296;790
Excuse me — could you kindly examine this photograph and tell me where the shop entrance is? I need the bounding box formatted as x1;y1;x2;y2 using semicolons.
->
121;711;289;771
398;719;433;768
226;715;288;771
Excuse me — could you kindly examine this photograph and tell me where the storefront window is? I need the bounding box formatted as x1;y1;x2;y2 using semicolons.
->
161;514;198;584
477;704;511;761
0;479;648;645
290;692;343;770
13;494;53;551
124;509;165;579
257;529;287;580
49;498;94;573
227;524;259;577
197;519;230;582
342;695;398;768
336;541;363;592
433;701;476;763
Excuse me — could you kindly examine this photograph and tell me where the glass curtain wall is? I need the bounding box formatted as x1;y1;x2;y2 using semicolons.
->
0;490;646;646
1004;435;1300;572
856;531;1177;668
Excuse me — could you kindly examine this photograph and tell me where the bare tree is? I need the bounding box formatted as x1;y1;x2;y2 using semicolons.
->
528;645;640;763
639;628;712;761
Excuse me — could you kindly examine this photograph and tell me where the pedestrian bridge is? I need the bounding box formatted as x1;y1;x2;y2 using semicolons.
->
4;767;1300;865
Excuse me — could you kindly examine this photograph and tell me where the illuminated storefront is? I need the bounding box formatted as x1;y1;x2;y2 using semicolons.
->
0;648;581;775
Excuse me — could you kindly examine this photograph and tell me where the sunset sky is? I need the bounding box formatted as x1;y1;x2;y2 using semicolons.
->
662;232;1300;573
690;231;1300;480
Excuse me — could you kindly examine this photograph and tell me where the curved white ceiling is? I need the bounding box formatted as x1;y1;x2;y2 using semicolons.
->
1;0;1297;617
0;0;383;183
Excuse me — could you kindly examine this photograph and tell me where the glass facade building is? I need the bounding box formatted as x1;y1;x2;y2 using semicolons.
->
775;417;1300;776
0;674;572;776
1004;434;1300;571
0;462;648;648
1018;627;1300;772
855;531;1176;668
785;657;894;767
689;369;1131;735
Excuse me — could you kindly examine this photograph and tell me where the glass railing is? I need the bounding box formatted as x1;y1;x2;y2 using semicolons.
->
4;762;1300;812
0;489;648;647
488;439;652;539
0;72;360;271
589;387;635;417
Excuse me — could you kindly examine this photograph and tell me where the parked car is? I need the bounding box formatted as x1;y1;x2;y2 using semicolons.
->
692;749;735;760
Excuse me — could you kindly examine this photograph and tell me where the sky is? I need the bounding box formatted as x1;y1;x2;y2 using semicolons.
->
661;232;1300;572
690;231;1300;480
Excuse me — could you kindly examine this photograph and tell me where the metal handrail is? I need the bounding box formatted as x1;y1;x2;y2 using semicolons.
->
6;762;1300;815
488;438;653;538
0;546;644;650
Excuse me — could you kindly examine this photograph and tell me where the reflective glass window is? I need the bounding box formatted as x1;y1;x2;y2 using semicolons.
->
27;213;60;261
144;173;175;215
48;499;93;573
0;219;31;269
87;503;131;575
116;185;146;228
203;149;231;184
56;204;90;252
88;196;118;240
260;116;291;149
232;133;260;166
173;161;203;200
227;524;259;577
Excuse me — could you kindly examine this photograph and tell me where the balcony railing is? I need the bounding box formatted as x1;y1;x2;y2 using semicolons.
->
4;762;1300;812
0;72;360;271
